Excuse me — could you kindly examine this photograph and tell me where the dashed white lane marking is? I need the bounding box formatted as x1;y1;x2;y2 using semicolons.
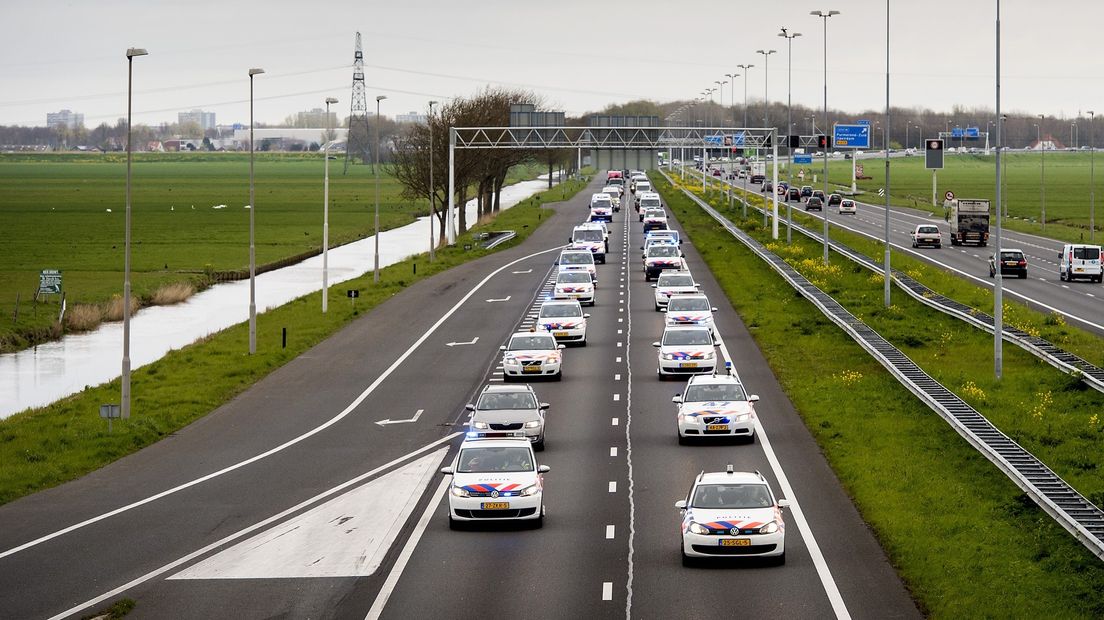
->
613;393;621;402
614;374;621;381
609;447;618;457
617;341;623;347
602;582;613;601
618;318;623;323
608;481;617;493
619;307;624;312
606;525;616;539
612;417;619;426
616;356;622;363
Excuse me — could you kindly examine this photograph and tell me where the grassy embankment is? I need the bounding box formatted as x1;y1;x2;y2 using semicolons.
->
0;174;590;506
655;171;1104;618
0;152;544;352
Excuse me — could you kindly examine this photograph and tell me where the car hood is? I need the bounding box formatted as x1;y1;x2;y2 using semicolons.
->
658;344;712;359
471;409;541;425
571;241;603;253
657;285;697;297
504;349;562;362
452;471;540;496
554;283;592;293
539;317;586;329
646;256;683;266
559;265;595;274
679;400;754;419
683;506;780;533
666;312;712;323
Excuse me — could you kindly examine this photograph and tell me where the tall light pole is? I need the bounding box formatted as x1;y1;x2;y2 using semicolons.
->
322;96;337;313
374;95;387;283
737;64;754;129
994;0;1003;379
1038;113;1046;230
1090;110;1096;241
812;9;840;264
248;67;264;355
725;73;739;126
428;100;438;261
714;80;727;125
121;46;147;421
756;50;777;132
883;0;891;309
779;29;801;190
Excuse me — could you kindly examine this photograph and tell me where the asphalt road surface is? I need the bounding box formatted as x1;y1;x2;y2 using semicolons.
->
0;176;919;619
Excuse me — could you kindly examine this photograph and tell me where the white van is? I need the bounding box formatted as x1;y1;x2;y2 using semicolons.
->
1059;244;1103;282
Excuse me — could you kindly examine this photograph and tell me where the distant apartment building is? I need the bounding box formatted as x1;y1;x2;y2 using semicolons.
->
177;109;217;131
46;109;84;129
295;108;338;128
395;111;427;124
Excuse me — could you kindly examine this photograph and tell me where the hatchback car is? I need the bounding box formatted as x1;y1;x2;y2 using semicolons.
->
911;225;942;248
442;438;549;528
553;271;595;305
663;294;718;336
989;249;1027;279
537;299;589;344
827;193;842;209
811;189;826;202
467;384;550;449
653;326;717;378
838;199;857;215
642;209;669;232
653;271;699;311
643;245;685;281
786;187;801;202
800;185;813;198
805;196;823;211
676;467;790;565
673;374;759;444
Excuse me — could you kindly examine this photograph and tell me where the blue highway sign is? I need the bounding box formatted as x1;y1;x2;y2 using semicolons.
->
794;155;813;164
833;124;871;149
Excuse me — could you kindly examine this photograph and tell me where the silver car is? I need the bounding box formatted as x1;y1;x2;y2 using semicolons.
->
467;384;549;450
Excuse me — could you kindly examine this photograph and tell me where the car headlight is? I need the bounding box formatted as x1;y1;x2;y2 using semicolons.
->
661;353;676;361
503;354;517;364
759;521;779;534
518;484;541;497
703;350;715;360
688;522;709;535
472;421;488;429
734;413;752;422
524;420;542;429
450;485;470;498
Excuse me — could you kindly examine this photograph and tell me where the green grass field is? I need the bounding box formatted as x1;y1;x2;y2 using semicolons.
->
784;151;1102;243
0;153;542;352
657;171;1104;617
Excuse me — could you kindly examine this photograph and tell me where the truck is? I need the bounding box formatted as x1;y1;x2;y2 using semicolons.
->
948;199;990;246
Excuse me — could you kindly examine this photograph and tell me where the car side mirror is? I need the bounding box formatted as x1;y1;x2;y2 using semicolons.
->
675;500;687;510
538;465;551;474
672;395;683;403
499;345;507;351
660;308;667;313
583;313;591;318
651;284;657;288
777;499;791;508
640;246;644;250
465;404;475;411
540;403;550;410
695;284;701;289
440;466;455;475
749;395;760;402
711;307;718;312
557;344;565;350
652;342;661;348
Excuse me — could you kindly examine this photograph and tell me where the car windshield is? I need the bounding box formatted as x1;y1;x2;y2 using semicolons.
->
558;272;591;283
560;253;593;265
842;201;854;207
509;335;556;350
640;199;661;208
540;303;582;318
457;446;534;473
684;383;748;402
648;246;680;257
918;226;938;234
691;483;773;509
1074;247;1101;260
603;191;619;200
659;275;695;287
574;230;603;242
808;198;822;204
637;183;652;190
663;329;712;346
476;391;538;410
668;297;711;311
592;199;611;208
608;178;623;186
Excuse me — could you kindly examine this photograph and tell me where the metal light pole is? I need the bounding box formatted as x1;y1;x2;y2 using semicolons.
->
756;50;776;132
1038;113;1046;230
322;96;337;313
779;29;801;193
812;9;840;264
121;47;147;421
725;73;738;126
883;0;892;308
994;0;1003;379
374;95;387;283
1090;110;1096;241
248;67;264;355
737;64;754;129
428;100;438;261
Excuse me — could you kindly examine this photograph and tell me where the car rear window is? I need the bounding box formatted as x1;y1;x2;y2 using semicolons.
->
1000;251;1024;261
1074;247;1101;260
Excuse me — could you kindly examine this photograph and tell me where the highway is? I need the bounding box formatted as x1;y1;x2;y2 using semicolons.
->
0;175;917;619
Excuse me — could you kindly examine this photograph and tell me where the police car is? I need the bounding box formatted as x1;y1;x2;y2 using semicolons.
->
675;467;789;565
466;384;549;450
637;191;662;213
589;193;614;222
441;438;549;528
653;326;717;378
600;186;622;212
663;294;718;336
672;373;759;443
537;299;589;344
558;249;597;283
652;271;699;311
553;271;595;305
643;245;685;281
570;224;606;263
500;330;564;381
641;236;678;260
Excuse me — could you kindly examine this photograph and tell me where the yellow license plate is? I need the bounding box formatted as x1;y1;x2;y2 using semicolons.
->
720;539;751;547
554;331;569;337
680;362;698;368
481;502;510;510
706;424;728;431
522;367;541;373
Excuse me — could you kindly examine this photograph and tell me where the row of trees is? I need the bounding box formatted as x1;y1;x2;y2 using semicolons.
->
392;87;577;244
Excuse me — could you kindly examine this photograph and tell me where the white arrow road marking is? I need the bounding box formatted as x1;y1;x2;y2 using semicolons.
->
511;269;533;274
486;296;512;302
445;337;479;347
375;409;424;426
169;448;446;580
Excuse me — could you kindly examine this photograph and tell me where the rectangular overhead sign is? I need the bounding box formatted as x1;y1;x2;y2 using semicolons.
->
833;124;870;149
794;155;813;164
951;127;964;138
703;133;745;146
966;127;980;138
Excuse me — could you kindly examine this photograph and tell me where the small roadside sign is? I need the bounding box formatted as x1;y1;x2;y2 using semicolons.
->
346;289;359;298
945;190;955;201
39;269;62;295
794;154;813;164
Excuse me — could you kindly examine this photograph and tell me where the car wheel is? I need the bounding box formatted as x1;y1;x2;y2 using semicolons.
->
1020;272;1027;279
534;438;545;451
448;515;463;531
678;434;689;446
553;371;562;382
502;373;512;383
579;338;587;347
681;548;696;568
746;432;757;445
533;513;544;530
989;268;994;278
935;243;941;249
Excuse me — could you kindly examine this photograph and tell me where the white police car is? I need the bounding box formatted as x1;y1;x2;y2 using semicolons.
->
663;294;718;336
652;271;699;311
570;225;606;264
589;193;614;222
675;467;789;565
643;245;685;281
673;373;759;444
500;330;564;381
537;299;589;345
441;438;549;529
653;326;717;378
558;249;597;283
553;271;595;305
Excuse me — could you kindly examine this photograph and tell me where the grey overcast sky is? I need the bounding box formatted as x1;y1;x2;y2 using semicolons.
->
1;0;1100;128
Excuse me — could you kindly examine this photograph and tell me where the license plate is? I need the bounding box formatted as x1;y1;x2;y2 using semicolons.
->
680;362;698;368
481;502;510;510
706;424;728;431
1004;262;1017;266
554;331;569;337
720;539;751;547
522;367;541;373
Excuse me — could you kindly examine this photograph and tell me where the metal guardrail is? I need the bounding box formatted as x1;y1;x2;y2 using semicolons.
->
707;173;1104;395
660;170;1104;562
481;231;517;250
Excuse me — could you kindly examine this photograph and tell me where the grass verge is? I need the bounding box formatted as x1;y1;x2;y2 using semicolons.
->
0;176;588;506
654;171;1104;618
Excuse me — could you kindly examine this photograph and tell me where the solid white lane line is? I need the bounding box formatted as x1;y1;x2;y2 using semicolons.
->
49;434;461;620
623;210;637;620
365;476;451;620
608;481;617;493
603;581;613;601
1;245;563;563
606;525;616;539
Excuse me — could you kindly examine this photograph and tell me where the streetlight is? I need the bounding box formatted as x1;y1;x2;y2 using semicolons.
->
428;100;438;261
725;73;739;126
714;80;727;125
737;64;754;129
248;67;264;355
121;46;147;421
812;9;840;264
755;50;777;133
322;96;337;313
778;28;802;196
1037;113;1046;230
994;0;1003;379
1090;110;1096;241
882;0;891;309
374;95;387;283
